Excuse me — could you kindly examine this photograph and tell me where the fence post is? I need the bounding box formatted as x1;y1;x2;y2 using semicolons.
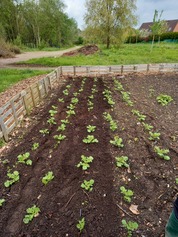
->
10;100;18;125
147;64;150;72
0;108;8;141
121;65;124;74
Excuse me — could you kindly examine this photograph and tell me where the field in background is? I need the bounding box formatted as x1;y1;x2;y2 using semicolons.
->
18;43;178;66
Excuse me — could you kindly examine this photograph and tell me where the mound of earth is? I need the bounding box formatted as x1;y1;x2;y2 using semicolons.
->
63;44;99;56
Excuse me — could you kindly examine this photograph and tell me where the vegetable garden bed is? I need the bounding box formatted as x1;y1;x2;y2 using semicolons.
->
0;72;178;236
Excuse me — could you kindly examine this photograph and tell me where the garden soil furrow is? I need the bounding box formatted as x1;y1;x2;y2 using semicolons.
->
0;72;178;237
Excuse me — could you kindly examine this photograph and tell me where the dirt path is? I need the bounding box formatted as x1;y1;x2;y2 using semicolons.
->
0;46;80;69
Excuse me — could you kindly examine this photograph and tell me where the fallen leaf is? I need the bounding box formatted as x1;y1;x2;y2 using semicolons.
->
129;204;140;215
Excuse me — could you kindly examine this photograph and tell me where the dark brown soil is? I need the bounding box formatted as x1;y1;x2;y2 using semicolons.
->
62;45;99;56
0;72;178;237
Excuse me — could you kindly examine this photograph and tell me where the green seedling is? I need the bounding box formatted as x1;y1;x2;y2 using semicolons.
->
83;135;98;144
17;152;32;166
42;171;54;185
49;109;57;117
114;80;124;91
156;94;173;106
67;104;75;110
132;110;146;121
149;132;160;141
81;179;94;192
23;205;40;224
121;91;133;106
32;143;39;151
116;156;129;168
66;84;71;89
77;155;94;170
0;199;5;207
176;178;178;184
4;171;20;187
54;134;66;144
110;120;117;131
142;123;153;131
71;98;79;104
110;136;124;148
73;92;79;97
47;117;56;125
122;219;139;237
61;119;69;124
1;159;9;165
154;146;170;160
58;98;64;103
87;100;94;107
76;217;85;233
92;88;98;93
120;186;134;203
63;89;69;96
66;110;75;116
87;125;96;133
103;112;112;122
39;129;49;135
57;124;66;132
88;95;94;99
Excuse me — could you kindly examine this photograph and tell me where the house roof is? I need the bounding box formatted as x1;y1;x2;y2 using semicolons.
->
139;19;178;32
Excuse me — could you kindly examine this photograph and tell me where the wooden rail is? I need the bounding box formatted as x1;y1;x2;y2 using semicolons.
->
0;63;178;141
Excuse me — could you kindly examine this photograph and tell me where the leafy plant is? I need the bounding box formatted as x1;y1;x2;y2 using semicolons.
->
116;156;129;168
47;117;56;125
0;199;5;207
154;146;170;160
77;155;94;170
87;125;96;133
83;135;98;144
57;124;66;132
110;136;124;148
132;109;146;121
42;171;54;185
23;205;40;224
156;94;173;106
54;134;66;144
114;80;124;91
4;171;20;187
76;217;85;233
142;123;153;131
49;109;57;117
122;219;139;237
61;119;69;124
66;110;75;116
67;104;75;110
103;112;112;122
71;97;79;104
32;143;39;151
58;98;64;103
39;129;49;135
63;89;69;96
121;91;133;106
66;84;71;89
149;131;160;141
17;152;32;166
81;179;94;192
120;186;134;203
110;120;117;131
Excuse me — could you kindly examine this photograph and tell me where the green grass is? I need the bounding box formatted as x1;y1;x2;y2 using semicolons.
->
19;43;178;66
0;69;51;93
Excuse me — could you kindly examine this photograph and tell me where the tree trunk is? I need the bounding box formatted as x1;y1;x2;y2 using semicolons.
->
151;35;155;52
106;35;110;49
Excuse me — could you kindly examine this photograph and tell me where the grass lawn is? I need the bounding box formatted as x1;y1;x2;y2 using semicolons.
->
0;69;51;93
19;43;178;66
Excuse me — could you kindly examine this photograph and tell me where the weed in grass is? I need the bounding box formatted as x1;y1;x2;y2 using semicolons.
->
120;186;134;203
42;171;54;185
87;125;96;133
0;199;5;207
0;139;6;148
32;143;39;151
77;155;94;170
122;219;138;237
154;146;170;160
115;156;129;168
81;179;94;192
110;136;124;148
83;135;99;144
76;217;85;233
4;171;20;187
17;152;32;165
156;94;173;106
23;205;40;224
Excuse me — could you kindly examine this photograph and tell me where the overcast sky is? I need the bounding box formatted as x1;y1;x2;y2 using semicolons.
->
63;0;178;29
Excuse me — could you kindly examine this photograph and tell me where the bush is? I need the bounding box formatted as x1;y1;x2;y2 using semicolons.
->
0;38;14;58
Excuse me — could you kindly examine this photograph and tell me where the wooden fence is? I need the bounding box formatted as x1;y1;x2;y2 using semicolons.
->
0;63;178;141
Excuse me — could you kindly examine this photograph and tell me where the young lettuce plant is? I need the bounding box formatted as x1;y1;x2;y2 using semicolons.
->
83;135;98;144
54;134;66;144
81;179;94;192
76;217;85;233
149;132;160;141
77;155;94;170
32;143;39;151
0;199;5;207
4;171;20;187
57;124;66;132
58;98;64;103
63;89;69;96
142;123;153;131
115;156;129;168
39;129;49;135
87;125;96;133
47;117;56;125
122;219;138;237
110;120;118;131
156;94;173;106
17;152;32;166
42;171;54;185
23;205;40;224
110;136;124;148
120;186;134;203
154;146;170;160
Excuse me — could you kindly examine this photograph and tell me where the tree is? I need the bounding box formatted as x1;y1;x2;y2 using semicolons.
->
84;0;137;48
